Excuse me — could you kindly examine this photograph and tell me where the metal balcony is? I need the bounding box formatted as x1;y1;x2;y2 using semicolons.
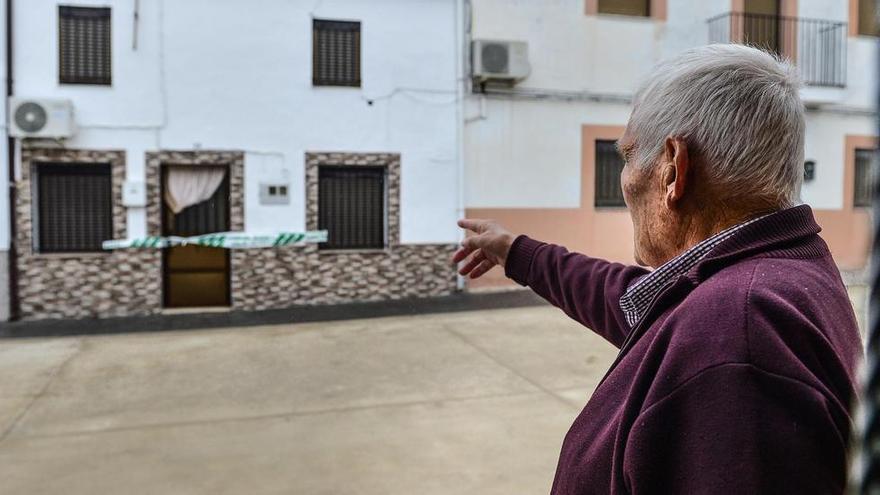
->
707;12;847;88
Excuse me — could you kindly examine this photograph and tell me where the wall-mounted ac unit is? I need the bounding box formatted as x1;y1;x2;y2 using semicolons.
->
8;98;75;138
471;39;530;84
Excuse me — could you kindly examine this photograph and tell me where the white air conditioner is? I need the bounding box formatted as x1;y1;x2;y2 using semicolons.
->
8;98;75;138
472;39;531;84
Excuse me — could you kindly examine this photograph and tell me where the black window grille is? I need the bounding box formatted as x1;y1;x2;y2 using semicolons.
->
36;163;113;253
318;166;386;250
313;19;361;87
59;5;112;85
162;169;230;237
855;148;877;208
595;140;627;208
598;0;650;17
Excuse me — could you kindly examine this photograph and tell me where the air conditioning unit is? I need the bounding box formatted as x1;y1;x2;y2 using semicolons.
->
472;39;531;84
8;98;75;138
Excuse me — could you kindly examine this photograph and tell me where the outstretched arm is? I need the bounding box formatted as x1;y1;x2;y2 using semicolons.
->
454;219;647;348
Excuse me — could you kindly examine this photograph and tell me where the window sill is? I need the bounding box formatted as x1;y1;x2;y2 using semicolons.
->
592;13;658;22
162;306;230;315
312;83;362;88
58;81;113;86
594;206;629;212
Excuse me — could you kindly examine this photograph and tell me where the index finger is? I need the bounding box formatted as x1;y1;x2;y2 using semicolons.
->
457;218;489;234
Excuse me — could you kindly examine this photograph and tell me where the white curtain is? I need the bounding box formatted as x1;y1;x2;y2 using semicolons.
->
163;166;227;214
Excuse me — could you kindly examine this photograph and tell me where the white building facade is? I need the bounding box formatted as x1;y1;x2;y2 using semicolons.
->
464;0;878;289
2;0;877;321
3;0;466;320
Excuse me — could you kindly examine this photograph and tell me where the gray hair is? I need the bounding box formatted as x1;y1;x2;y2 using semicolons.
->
628;44;805;207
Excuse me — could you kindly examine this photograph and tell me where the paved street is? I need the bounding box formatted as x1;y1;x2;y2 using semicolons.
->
0;306;617;495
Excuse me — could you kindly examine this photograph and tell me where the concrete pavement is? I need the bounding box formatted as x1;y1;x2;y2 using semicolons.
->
0;306;617;495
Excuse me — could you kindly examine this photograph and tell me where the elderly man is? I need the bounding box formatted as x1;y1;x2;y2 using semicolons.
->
455;44;862;494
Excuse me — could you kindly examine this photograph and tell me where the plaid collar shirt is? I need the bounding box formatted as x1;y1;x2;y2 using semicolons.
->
618;212;774;328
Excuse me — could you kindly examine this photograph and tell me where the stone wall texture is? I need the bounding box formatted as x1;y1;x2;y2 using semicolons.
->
305;152;401;245
16;147;161;319
231;152;457;310
230;244;457;311
14;149;457;320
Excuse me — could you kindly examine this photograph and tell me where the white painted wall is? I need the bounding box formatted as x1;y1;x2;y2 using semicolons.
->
469;0;729;95
465;97;631;208
844;38;879;109
466;0;877;210
13;0;462;244
6;0;878;239
465;0;728;208
0;1;8;252
803;110;876;209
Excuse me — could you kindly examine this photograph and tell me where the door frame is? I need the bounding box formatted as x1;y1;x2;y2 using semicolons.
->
159;161;232;309
145;150;245;309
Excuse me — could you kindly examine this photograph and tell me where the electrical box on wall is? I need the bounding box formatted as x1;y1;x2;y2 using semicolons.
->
260;183;290;205
122;180;146;207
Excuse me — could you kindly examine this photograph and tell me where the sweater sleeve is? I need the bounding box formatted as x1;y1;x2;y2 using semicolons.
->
623;363;848;494
504;235;649;348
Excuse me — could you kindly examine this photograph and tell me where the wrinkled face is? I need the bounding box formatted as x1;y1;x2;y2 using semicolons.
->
618;128;663;267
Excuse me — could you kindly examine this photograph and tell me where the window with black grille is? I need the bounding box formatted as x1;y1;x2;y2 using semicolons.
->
595;140;627;208
162;170;230;237
59;6;112;85
313;19;361;87
36;163;113;253
318;166;386;250
855;148;877;207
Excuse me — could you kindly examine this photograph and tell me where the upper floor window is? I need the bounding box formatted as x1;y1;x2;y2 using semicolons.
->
318;165;386;249
594;140;627;208
598;0;650;17
59;6;112;85
854;148;877;208
36;163;113;253
312;19;361;87
857;0;878;36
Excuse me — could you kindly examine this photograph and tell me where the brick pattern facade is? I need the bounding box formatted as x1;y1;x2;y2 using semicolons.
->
15;147;161;319
230;244;457;311
14;149;457;320
304;152;401;245
231;152;456;310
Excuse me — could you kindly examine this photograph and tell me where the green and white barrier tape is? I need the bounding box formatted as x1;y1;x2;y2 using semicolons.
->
102;231;328;250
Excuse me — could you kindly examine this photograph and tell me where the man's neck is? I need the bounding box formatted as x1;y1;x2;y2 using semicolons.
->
659;207;778;266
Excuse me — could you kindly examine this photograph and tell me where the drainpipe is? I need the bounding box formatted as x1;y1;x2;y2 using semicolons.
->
5;0;16;321
454;0;466;292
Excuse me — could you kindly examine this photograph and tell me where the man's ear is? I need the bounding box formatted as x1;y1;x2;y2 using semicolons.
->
661;136;690;209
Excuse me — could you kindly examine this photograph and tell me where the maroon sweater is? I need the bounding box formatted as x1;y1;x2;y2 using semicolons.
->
504;205;862;494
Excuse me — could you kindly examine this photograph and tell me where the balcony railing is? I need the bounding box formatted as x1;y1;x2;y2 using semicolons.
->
707;12;847;88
